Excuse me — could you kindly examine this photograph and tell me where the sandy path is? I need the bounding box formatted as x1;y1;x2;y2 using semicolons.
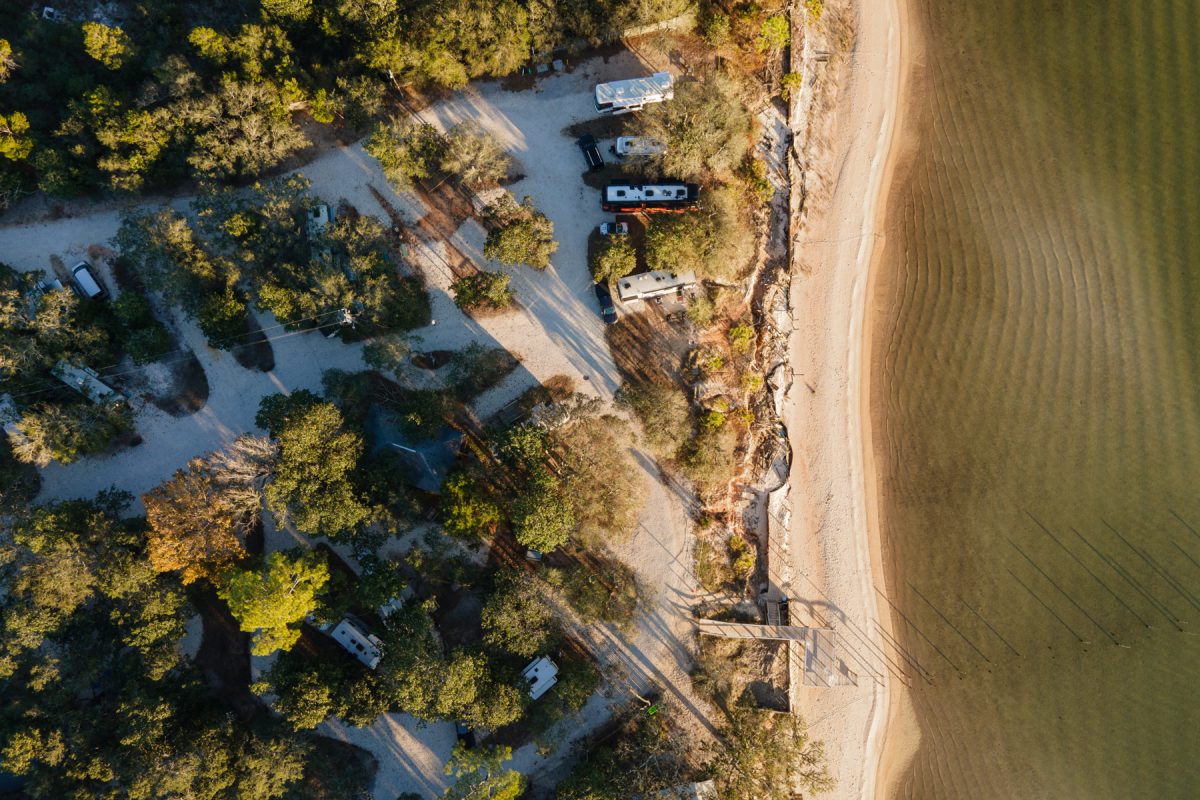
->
786;0;905;799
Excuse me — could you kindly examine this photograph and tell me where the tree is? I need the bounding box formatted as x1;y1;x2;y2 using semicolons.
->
262;398;373;537
255;389;323;437
144;460;250;585
708;706;833;799
442;470;502;538
756;15;790;53
511;472;574;552
590;236;636;284
441;122;511;188
261;0;314;23
631;72;752;180
82;22;133;70
182;79;308;180
0;39;16;82
219;550;329;655
0;111;33;161
450;271;514;311
644;186;752;280
365;120;445;191
115;209;227;313
484;194;557;269
443;743;527;800
481;570;556;657
9;402;133;467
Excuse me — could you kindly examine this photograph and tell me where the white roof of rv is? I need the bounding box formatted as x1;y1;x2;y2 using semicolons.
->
604;184;691;201
595;72;674;105
331;618;383;669
521;656;559;700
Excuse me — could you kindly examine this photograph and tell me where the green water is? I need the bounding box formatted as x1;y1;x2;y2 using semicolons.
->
872;0;1200;797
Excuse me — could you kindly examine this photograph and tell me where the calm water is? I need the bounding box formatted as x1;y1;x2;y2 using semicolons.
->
872;0;1200;797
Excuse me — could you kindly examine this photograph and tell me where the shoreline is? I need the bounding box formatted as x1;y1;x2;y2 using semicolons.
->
785;0;910;797
860;0;917;793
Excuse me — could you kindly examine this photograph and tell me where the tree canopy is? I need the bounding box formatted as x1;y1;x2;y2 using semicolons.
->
219;549;330;656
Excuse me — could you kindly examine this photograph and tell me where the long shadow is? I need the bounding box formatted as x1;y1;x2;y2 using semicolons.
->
906;582;993;664
1007;567;1086;643
1069;526;1185;631
1005;536;1121;646
1025;510;1151;629
1101;519;1200;613
873;584;964;676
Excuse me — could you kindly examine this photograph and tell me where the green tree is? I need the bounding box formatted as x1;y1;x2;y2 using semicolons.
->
0;39;16;82
511;473;574;552
9;402;133;467
115;209;227;313
0;111;33;161
615;379;691;456
219;550;329;656
365;120;445;191
644;186;752;280
484;195;557;269
590;236;636;284
261;0;314;23
631;72;752;180
183;79;308;180
450;271;514;311
442;470;502;538
263;398;373;537
756;15;790;53
554;415;645;548
441;122;511;188
82;22;133;70
481;569;556;657
443;743;527;800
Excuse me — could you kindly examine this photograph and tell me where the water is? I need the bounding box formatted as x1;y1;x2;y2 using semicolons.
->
871;1;1200;796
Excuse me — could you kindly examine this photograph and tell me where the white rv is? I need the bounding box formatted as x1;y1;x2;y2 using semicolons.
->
330;618;383;670
594;72;673;115
521;656;559;700
615;136;667;157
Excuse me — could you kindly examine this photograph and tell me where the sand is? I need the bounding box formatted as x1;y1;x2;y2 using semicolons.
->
785;0;909;798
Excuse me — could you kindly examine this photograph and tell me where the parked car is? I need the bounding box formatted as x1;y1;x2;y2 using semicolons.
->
599;221;629;235
592;282;618;325
577;134;604;172
70;261;107;300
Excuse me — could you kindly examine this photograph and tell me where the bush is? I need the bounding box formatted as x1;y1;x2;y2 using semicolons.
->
124;324;173;364
615;380;691;456
441;123;512;189
451;271;514;312
678;424;739;488
686;293;716;327
739;158;774;206
511;473;574;553
590;237;636;284
728;322;754;355
9;401;133;467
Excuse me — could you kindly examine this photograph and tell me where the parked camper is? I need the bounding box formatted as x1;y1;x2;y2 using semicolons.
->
329;617;383;670
521;656;559;700
594;72;673;115
601;183;699;213
69;262;107;300
615;136;666;157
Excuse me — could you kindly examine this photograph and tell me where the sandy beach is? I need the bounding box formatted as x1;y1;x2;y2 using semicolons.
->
786;0;910;798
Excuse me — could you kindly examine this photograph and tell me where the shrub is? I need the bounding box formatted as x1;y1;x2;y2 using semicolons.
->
728;322;754;354
196;289;249;350
701;10;732;45
687;293;716;326
9;401;133;467
124;324;172;364
756;15;790;53
781;72;803;101
590;236;636;284
615;380;691;456
548;557;640;626
740;158;774;206
678;424;739;488
451;271;514;311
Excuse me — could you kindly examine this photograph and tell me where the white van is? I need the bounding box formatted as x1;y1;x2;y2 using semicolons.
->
70;262;107;300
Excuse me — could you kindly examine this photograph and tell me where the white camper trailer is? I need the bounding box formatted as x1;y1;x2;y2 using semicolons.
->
594;72;673;115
